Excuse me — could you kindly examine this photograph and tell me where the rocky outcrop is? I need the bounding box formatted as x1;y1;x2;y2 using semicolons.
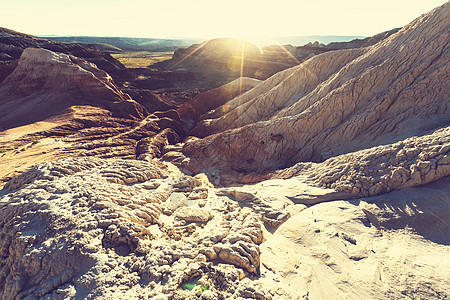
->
181;3;450;174
164;38;261;69
240;126;450;199
154;38;301;83
154;30;400;86
0;27;199;113
0;48;182;186
0;158;276;299
1;154;448;299
0;48;144;130
325;28;400;50
0;27;125;80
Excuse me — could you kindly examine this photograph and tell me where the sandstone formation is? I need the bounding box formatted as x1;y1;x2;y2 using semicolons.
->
181;3;450;174
0;3;449;300
0;48;143;130
325;28;400;50
0;27;125;82
1;154;448;299
240;127;450;200
0;27;191;113
0;48;182;186
154;37;306;83
155;30;399;85
0;157;282;299
159;38;261;71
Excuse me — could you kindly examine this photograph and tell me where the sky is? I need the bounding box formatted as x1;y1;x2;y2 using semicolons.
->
0;0;447;39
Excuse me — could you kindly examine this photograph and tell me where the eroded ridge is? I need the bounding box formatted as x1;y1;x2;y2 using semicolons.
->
181;3;450;173
242;126;450;198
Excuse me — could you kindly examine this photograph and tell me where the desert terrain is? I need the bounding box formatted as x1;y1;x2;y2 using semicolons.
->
0;2;449;300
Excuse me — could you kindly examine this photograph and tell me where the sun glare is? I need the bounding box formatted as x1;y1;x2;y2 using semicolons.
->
0;0;446;40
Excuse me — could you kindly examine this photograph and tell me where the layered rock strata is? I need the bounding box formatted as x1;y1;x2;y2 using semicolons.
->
181;3;450;174
0;48;182;186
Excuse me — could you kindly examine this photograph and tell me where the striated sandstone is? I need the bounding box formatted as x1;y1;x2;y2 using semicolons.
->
240;126;450;199
0;48;182;186
182;3;450;173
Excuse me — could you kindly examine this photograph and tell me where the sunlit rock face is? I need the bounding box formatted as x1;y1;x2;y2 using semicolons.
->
0;48;182;185
180;3;450;174
155;38;301;82
0;157;284;299
0;48;142;130
166;38;261;70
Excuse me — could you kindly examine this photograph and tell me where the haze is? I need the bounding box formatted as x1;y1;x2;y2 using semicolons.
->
1;0;447;39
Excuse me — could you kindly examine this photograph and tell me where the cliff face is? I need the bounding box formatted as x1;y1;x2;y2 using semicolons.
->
181;3;450;173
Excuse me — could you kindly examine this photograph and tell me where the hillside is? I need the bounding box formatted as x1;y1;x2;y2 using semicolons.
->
178;4;449;175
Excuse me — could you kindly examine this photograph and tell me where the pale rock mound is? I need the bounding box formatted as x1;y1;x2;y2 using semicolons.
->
182;3;450;173
0;157;287;299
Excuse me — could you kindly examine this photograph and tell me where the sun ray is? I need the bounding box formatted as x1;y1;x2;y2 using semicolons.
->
171;40;211;68
239;39;245;99
271;39;302;65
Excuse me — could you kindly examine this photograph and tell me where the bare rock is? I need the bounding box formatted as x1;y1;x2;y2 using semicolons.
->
163;192;188;215
200;290;218;300
182;3;450;173
0;48;181;186
262;127;450;198
217;188;291;228
0;157;271;299
174;207;212;223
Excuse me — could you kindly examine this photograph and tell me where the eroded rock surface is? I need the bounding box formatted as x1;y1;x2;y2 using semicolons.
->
0;158;277;299
0;48;182;186
182;3;450;173
241;126;450;199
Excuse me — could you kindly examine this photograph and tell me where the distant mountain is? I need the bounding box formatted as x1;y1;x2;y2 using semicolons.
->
250;35;365;46
153;29;399;85
42;36;203;52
